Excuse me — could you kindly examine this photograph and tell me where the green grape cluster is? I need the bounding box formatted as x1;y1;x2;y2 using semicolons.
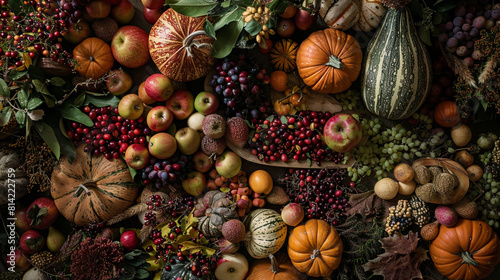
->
345;114;453;183
468;174;500;228
337;90;367;112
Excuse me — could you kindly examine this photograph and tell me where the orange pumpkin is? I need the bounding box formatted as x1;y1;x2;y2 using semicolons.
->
50;145;139;226
149;9;216;82
270;39;299;73
72;37;114;79
429;219;500;280
296;29;362;94
287;219;343;277
434;100;460;127
246;254;305;280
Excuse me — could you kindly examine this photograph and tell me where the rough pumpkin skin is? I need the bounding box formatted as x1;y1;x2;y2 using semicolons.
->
287;219;343;277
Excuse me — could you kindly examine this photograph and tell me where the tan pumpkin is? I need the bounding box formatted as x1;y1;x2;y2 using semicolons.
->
318;0;361;30
430;219;500;280
296;29;362;94
246;254;305;280
353;0;387;32
72;37;114;79
50;145;139;226
149;9;216;82
287;219;343;277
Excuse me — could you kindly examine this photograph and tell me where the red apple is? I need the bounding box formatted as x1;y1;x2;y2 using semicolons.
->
148;132;177;159
120;230;140;251
86;0;111;19
281;203;304;226
146;106;173;132
192;150;213;172
294;8;316;31
125;144;150;169
6;249;31;272
215;151;242;178
323;113;362;153
26;197;58;230
118;94;144;120
165;89;195;120
144;73;174;102
64;20;91;45
106;69;133;96
194;91;219;115
20;230;45;255
111;25;150;68
258;38;273;54
14;205;31;232
110;0;135;25
143;7;163;25
217;237;240;254
175;127;201;156
181;171;206;196
141;0;164;10
138;81;156;105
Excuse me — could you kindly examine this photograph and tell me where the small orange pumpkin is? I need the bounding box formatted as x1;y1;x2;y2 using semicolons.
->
296;29;362;94
50;145;139;226
270;39;299;73
434;100;460;127
287;219;343;277
72;37;114;79
246;254;305;280
429;219;500;280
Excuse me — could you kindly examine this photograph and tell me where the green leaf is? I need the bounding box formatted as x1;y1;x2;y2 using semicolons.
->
15;111;26;125
84;94;120;108
8;69;28;80
25;235;44;250
432;13;443;25
26;118;31;138
280;115;288;125
435;1;458;12
73;92;86;107
0;107;13;126
417;26;432;46
0;79;9;97
267;0;288;13
34;121;61;159
32;80;51;96
27;204;48;227
28;65;45;80
168;0;218;17
135;269;150;279
41;94;56;108
205;19;216;38
50;77;66;87
17;89;29;108
212;19;245;59
53;124;76;163
27;98;44;110
213;6;243;31
61;106;93;127
244;19;262;36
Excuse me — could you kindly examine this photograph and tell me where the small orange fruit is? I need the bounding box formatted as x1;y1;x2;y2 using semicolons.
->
280;5;297;19
270;70;289;92
248;170;273;194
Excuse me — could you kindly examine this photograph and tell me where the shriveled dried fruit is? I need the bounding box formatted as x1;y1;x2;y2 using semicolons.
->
415;183;438;203
414;166;431;185
434;173;458;195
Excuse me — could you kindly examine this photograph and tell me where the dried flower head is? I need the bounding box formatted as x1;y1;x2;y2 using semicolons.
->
382;0;412;9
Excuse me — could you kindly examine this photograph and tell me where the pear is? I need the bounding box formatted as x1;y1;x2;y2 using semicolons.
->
46;226;66;253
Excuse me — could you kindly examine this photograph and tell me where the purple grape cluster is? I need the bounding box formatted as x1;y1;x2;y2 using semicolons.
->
140;152;194;189
438;1;500;66
59;0;86;24
209;54;272;124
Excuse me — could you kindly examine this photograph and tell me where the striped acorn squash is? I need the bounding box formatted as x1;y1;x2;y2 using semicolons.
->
270;39;299;73
244;209;287;259
50;145;139;226
360;7;432;120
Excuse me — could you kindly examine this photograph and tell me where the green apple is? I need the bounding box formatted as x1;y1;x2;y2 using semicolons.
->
175;127;200;156
118;94;144;120
181;171;206;196
215;151;241;178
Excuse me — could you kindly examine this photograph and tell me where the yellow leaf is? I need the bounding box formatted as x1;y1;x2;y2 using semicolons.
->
179;241;202;251
23;53;32;69
202;247;216;257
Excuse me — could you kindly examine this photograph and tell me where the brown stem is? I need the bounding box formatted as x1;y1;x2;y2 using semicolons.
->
183;30;211;57
310;249;321;259
460;250;479;266
73;183;92;197
269;254;280;274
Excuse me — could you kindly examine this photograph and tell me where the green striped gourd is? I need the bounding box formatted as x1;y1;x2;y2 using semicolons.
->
244;209;287;259
360;7;432;120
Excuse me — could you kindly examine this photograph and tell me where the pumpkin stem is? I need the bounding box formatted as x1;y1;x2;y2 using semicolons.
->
73;184;91;198
311;249;321;260
183;30;211;57
89;56;95;62
269;254;280;274
325;55;344;69
461;250;479;266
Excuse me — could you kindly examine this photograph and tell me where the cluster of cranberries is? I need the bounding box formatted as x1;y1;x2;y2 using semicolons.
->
67;106;151;160
209;54;272;124
282;168;354;226
249;110;344;165
140;152;195;189
0;0;83;68
144;195;217;278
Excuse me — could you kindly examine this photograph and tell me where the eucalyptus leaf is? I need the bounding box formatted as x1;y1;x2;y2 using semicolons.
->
34;121;61;159
84;94;120;108
168;0;218;17
212;19;245;58
213;6;243;31
204;19;216;38
0;79;9;97
417;26;432;46
27;98;44;110
50;77;66;87
32;80;51;96
28;65;45;80
7;69;28;80
17;89;29;108
0;107;13;126
15;111;26;125
61;106;93;127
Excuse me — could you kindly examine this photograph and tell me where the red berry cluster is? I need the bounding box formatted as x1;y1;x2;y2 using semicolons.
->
282;168;354;226
67;106;151;160
249;110;344;165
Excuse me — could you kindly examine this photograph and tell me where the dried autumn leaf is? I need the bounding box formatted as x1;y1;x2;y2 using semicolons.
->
345;191;396;221
362;232;428;280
